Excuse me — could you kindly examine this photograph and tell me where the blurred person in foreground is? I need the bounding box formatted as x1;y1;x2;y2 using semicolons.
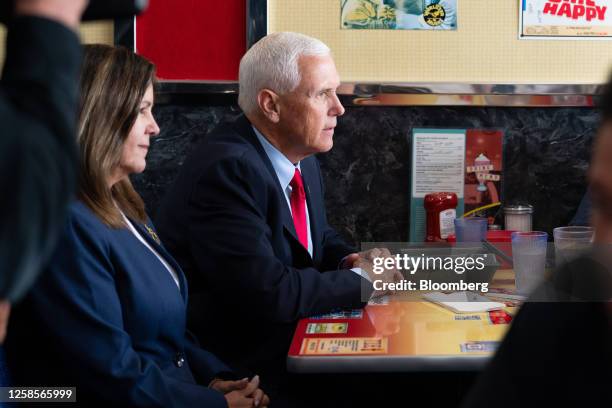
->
462;78;612;408
6;44;269;408
0;0;87;342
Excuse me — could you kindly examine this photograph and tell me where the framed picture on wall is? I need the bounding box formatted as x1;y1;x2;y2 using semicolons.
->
340;0;458;30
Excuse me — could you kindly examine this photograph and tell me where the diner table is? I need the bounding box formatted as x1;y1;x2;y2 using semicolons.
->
287;269;520;373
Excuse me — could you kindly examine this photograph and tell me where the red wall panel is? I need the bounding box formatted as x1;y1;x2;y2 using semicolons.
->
136;0;246;81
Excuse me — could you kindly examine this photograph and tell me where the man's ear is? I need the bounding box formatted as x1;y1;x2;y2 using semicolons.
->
257;89;281;123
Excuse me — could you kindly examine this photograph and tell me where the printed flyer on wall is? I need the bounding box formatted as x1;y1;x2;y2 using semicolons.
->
520;0;612;39
341;0;458;30
409;129;466;241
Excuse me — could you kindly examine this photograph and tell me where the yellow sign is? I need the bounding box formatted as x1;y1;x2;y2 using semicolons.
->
423;4;446;27
300;337;388;355
305;323;349;334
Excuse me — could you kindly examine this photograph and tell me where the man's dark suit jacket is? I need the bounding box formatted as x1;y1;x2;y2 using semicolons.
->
155;115;371;373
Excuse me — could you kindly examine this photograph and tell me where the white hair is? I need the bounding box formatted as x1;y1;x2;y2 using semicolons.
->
238;32;331;114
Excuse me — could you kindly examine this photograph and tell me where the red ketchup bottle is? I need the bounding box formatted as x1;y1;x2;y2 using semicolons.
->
424;192;458;242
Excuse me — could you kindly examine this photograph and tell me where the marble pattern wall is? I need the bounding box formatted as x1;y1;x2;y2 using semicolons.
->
133;102;597;245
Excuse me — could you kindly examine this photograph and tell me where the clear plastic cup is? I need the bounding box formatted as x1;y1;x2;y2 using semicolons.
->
511;231;548;295
553;226;593;267
454;217;487;243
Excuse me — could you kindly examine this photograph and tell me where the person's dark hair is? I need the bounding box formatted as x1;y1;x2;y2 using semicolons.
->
599;75;612;123
77;44;156;227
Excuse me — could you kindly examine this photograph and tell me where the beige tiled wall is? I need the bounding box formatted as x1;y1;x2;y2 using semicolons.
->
269;0;612;83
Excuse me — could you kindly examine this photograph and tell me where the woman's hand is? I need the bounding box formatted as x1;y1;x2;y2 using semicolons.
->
221;375;270;408
210;377;249;393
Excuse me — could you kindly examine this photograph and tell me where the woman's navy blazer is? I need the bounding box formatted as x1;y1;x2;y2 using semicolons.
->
6;201;231;407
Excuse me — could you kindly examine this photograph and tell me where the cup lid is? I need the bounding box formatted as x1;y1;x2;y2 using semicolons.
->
504;204;533;214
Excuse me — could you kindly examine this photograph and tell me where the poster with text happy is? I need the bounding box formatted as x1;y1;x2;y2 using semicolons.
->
521;0;612;39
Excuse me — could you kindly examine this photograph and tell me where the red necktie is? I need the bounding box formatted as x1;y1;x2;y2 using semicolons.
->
290;168;308;250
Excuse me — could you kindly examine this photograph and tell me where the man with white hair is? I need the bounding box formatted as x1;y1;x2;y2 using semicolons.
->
155;32;385;380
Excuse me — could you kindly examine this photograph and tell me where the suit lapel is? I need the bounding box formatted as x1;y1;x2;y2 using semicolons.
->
299;158;321;262
233;116;307;252
130;219;188;301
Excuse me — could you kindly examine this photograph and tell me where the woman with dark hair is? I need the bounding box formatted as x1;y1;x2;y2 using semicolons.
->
6;44;269;408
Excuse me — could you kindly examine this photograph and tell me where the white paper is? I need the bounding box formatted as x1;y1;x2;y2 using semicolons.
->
412;131;465;198
423;291;505;314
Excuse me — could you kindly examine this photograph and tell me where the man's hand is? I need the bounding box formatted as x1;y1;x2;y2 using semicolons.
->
341;252;360;269
343;248;403;297
223;375;270;408
16;0;89;30
342;247;390;269
344;248;403;283
0;300;10;344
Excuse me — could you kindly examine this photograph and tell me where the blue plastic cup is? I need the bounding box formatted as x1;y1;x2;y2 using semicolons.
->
454;217;487;242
